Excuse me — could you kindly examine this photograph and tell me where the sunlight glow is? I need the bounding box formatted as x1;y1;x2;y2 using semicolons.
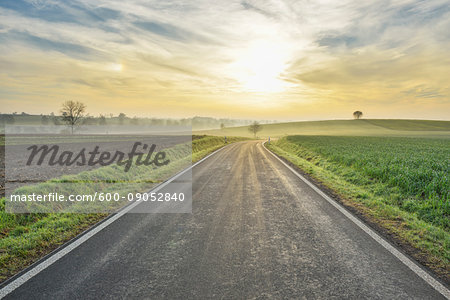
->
2;0;448;120
231;41;292;93
108;63;123;72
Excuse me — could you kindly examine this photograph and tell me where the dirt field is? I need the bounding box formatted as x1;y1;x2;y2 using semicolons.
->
1;134;190;197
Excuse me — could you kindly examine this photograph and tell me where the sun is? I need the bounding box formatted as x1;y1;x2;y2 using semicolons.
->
108;63;123;72
230;41;291;93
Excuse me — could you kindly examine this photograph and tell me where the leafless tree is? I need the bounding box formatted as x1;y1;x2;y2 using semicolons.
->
248;121;262;138
60;101;86;134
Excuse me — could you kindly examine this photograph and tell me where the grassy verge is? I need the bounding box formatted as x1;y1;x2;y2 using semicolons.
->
0;135;246;282
267;136;449;280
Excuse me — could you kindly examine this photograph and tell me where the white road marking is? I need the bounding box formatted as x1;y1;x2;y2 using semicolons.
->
0;145;229;299
262;141;450;299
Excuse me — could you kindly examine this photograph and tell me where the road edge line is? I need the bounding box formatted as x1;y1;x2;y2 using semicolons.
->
262;141;450;299
0;143;230;299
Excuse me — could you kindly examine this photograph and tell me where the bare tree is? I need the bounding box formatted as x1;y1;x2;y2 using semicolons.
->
220;123;225;130
248;121;262;138
60;101;86;134
353;111;363;119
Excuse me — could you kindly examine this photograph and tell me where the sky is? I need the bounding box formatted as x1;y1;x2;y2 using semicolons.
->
0;0;449;120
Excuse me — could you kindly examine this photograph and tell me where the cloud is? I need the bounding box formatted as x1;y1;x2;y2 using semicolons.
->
0;30;105;60
134;21;186;40
0;0;122;25
0;0;449;119
402;85;446;99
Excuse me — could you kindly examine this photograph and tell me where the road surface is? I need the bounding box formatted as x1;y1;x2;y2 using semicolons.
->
3;141;447;299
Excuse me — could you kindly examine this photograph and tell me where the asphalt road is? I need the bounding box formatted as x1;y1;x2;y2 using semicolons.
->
4;141;447;299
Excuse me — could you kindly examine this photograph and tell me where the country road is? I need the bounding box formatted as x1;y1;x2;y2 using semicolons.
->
2;141;447;299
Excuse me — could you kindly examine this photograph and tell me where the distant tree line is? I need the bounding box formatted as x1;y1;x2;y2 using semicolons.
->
0;114;15;125
1;110;272;130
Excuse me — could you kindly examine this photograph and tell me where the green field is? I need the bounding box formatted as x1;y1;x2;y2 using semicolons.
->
267;135;449;274
197;119;450;138
0;135;246;282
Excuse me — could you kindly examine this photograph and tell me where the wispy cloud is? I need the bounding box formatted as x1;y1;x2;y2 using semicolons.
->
0;0;449;119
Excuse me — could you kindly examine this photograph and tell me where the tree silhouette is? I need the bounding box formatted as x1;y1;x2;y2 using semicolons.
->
248;121;262;138
60;101;86;134
353;111;363;119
